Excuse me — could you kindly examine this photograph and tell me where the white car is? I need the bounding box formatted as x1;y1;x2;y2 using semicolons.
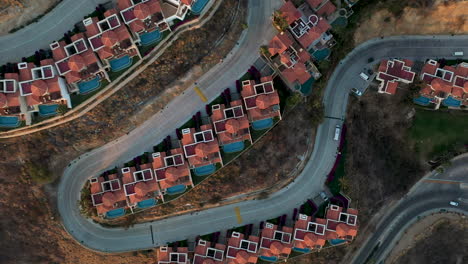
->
351;88;363;96
320;191;329;201
334;125;341;141
359;72;370;81
449;201;459;206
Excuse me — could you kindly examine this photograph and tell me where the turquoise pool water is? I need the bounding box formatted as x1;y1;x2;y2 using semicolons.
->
78;77;101;94
296;77;315;95
194;163;216;176
137;198;156;208
0;116;20;127
38;104;59;116
167;184;187;195
413;96;431;106
293;247;310;253
223;141;245;153
312;48;331;61
259;256;278;262
252;118;273;130
106;208;126;218
331;16;348;27
110;55;132;72
330;239;347;245
442;96;462;107
140;30;162;46
191;0;209;14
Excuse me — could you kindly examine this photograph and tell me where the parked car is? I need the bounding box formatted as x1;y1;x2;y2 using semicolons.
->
367;69;374;75
359;72;370;81
452;51;464;56
334;125;341;141
320;191;329;201
351;88;363;96
449;201;459;206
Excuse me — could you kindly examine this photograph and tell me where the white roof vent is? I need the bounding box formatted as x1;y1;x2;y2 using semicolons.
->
83;17;93;26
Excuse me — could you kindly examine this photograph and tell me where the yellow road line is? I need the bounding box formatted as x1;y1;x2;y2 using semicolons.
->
234;207;243;224
194;86;207;102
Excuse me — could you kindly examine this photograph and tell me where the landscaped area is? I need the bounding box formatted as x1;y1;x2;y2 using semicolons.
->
70;80;110;107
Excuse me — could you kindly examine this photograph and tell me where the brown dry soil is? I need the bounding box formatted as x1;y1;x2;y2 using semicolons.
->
0;0;60;35
354;0;468;44
102;103;314;226
0;0;249;263
393;217;468;264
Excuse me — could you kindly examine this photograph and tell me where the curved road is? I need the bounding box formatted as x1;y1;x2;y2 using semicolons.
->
352;154;468;264
56;5;468;253
0;0;108;65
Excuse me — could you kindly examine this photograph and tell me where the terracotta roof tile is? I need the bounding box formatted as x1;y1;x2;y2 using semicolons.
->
316;1;336;17
279;1;301;25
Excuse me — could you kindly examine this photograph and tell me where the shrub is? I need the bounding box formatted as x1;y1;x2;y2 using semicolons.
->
24;162;53;183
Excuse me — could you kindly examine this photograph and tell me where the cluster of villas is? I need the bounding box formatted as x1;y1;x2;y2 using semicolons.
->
376;58;468;108
157;204;358;263
264;0;341;94
0;0;211;128
89;75;282;218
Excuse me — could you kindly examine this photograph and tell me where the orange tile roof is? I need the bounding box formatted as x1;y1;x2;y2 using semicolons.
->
281;62;311;84
279;1;301;25
117;0;133;10
97;46;114;59
101;31;119;47
85;17;101;37
316;0;336;17
129;20;146;33
4;72;19;81
114;25;132;42
5;92;20;107
306;0;323;8
268;32;293;56
297;18;330;49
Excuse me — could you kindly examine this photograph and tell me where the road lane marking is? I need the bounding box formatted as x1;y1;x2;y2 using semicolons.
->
194;86;208;102
234;207;243;224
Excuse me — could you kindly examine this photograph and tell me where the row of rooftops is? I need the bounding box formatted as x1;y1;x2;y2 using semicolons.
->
266;0;336;86
89;76;281;217
1;0;198;121
157;204;358;264
376;58;468;106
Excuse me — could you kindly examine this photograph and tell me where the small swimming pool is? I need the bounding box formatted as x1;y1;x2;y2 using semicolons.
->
0;116;20;128
194;163;216;176
297;77;315;95
293;247;310;253
137;198;156;208
140;30;162;46
442;96;462;107
331;16;348;27
78;77;101;94
252;118;273;131
259;256;278;262
110;55;132;72
311;48;331;61
106;208;126;218
223;141;245;153
413;96;431;106
191;0;209;14
167;184;187;195
38;104;59;116
330;239;347;245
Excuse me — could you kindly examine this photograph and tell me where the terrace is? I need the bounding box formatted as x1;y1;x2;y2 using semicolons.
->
292;214;327;252
152;148;193;195
160;0;192;23
158;246;190;264
241;76;281;124
193;239;226;264
89;173;127;218
121;165;162;209
181;125;223;171
226;232;259;264
259;222;293;261
211;100;252;148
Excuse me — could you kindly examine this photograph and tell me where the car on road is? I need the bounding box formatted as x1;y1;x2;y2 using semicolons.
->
452;51;464;56
449;201;459;206
334;125;341;141
320;191;329;201
359;72;370;81
351;88;363;96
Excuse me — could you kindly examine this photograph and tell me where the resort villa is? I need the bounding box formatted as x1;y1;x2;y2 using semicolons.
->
225;232;259;264
121;165;163;210
306;0;337;20
159;0;194;22
17;60;71;120
89;173;128;218
50;33;109;94
83;9;141;74
241;76;281;131
181;124;223;176
152;148;194;197
292;214;327;253
210;100;252;154
158;246;190;264
324;204;359;243
418;59;468;108
193;239;226;264
0;73;23;127
258;223;294;262
376;59;416;95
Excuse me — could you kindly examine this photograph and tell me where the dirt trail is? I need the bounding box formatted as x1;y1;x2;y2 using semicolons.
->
0;0;60;35
354;1;468;44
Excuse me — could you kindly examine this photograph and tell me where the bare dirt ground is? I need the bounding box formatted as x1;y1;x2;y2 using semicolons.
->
388;212;468;264
354;0;468;44
0;0;60;35
101;103;315;226
0;0;250;263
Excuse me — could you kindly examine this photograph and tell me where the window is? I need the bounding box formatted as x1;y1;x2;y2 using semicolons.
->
122;167;130;173
50;42;59;49
198;240;206;246
232;232;240;238
90;178;98;183
331;205;339;211
18;62;27;69
212;104;220;110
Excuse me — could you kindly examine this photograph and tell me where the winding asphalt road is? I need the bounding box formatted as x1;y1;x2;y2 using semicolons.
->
351;154;468;264
0;0;108;65
56;1;468;252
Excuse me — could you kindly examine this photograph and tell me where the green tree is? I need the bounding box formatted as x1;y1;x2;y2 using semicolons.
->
24;162;53;183
307;94;325;126
272;11;289;31
259;45;271;57
57;104;69;115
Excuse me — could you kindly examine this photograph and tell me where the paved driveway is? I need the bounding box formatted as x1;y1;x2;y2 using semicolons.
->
0;0;108;65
